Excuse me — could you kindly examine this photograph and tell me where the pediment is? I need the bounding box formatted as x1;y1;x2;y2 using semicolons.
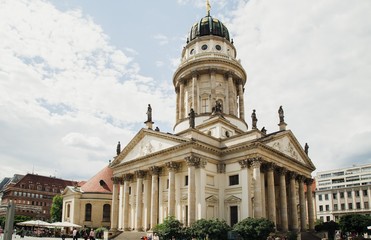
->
112;129;188;165
263;131;314;168
206;195;219;203
224;195;241;203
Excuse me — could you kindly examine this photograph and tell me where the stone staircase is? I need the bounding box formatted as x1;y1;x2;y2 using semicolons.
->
112;231;149;240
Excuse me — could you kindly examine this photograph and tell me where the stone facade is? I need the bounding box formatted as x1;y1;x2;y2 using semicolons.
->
109;13;316;233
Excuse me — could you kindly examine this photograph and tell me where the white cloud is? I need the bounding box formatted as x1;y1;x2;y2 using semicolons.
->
0;0;175;180
153;34;169;46
230;0;371;173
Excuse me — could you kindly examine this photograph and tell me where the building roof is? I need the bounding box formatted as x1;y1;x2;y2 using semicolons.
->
188;15;230;43
80;165;113;193
12;174;76;193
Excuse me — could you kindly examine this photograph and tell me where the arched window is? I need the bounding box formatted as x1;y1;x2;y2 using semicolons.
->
103;204;111;222
85;203;92;221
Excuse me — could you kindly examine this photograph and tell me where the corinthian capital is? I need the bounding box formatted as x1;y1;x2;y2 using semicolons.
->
185;155;200;167
111;176;122;184
135;170;146;179
165;161;180;172
149;166;162;175
238;160;250;169
123;173;133;182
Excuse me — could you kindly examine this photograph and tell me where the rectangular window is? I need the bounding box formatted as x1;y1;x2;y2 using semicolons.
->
129;187;131;195
363;189;368;196
356;202;361;209
365;202;369;209
229;175;239;186
348;203;353;209
325;194;329;200
230;206;238;226
333;193;337;200
185;175;189;186
334;204;338;211
166;179;169;189
201;99;209;113
340;192;344;198
341;204;345;210
318;194;322;201
355;190;360;197
326;216;330;222
320;216;324;222
319;205;323;211
347;191;352;198
325;205;329;211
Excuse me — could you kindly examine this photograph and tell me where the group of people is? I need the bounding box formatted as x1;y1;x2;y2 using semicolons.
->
67;228;95;240
141;233;159;240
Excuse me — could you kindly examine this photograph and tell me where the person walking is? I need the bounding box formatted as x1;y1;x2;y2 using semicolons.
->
89;229;95;240
72;228;78;240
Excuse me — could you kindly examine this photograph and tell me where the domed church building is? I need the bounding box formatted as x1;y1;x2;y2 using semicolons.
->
109;6;316;234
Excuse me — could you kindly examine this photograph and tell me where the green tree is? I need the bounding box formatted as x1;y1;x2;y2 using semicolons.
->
339;214;371;236
153;216;184;240
50;194;63;222
189;219;231;240
233;217;275;240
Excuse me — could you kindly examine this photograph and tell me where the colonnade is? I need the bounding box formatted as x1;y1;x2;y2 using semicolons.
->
175;72;245;121
110;156;315;232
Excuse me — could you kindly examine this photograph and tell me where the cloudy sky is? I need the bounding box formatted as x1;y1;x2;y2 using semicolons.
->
0;0;370;181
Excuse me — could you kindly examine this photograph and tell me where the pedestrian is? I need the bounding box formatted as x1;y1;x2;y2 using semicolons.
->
61;229;66;240
72;228;78;240
89;229;95;240
153;233;159;240
83;229;88;240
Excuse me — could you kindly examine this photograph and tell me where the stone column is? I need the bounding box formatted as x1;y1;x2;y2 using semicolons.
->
238;81;245;120
135;170;146;231
278;168;288;231
118;180;124;229
179;81;185;119
192;73;198;112
239;160;251;219
305;178;315;230
166;162;180;217
228;73;234;115
185;155;200;226
149;166;161;230
289;172;298;231
123;174;133;231
110;176;121;231
298;176;307;231
266;163;276;224
176;87;180;122
251;158;262;218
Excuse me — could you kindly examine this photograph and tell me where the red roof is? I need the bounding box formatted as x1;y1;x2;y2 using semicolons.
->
80;165;113;193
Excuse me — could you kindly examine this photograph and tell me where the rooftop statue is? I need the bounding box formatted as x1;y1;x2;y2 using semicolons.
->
278;105;285;123
116;141;121;156
251;109;258;129
189;108;195;128
146;104;152;122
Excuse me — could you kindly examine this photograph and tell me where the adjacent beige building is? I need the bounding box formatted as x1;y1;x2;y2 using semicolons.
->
62;165;113;229
109;12;316;233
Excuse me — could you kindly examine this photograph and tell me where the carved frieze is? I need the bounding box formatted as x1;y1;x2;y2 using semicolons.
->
123;173;133;182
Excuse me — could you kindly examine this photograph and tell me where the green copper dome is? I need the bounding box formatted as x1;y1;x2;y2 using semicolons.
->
188;15;230;43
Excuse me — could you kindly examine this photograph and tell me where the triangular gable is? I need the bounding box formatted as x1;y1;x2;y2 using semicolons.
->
263;131;315;169
206;195;219;203
224;195;241;203
112;129;189;165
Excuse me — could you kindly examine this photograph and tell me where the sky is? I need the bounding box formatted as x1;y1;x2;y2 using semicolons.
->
0;0;370;182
